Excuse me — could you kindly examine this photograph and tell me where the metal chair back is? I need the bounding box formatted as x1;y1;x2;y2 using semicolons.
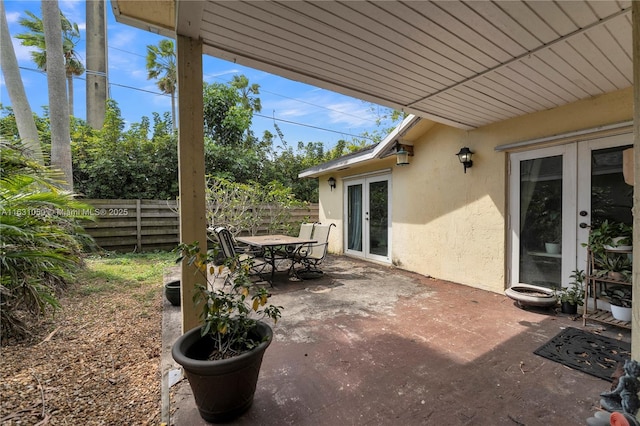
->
306;223;333;260
214;226;237;259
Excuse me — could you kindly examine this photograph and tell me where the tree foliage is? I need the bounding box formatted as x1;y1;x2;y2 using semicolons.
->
146;39;176;130
0;141;94;340
16;9;84;115
206;177;305;237
72;100;178;199
203;81;255;146
1;70;400;203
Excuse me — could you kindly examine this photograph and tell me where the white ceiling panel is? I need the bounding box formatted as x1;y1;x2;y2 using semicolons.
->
114;0;635;130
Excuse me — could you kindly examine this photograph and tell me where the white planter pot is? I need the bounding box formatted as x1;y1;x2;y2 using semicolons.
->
604;237;632;251
587;297;610;312
610;305;632;322
544;243;561;254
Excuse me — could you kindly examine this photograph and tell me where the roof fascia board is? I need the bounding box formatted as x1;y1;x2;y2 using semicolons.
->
298;155;375;179
298;115;422;178
371;114;420;158
111;0;176;38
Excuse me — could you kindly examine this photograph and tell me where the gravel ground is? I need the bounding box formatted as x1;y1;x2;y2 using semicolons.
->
0;279;163;425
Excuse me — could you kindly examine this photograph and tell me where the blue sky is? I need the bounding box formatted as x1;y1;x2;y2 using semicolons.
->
1;1;399;149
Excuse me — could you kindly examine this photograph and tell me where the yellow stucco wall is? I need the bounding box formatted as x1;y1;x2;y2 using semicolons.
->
318;87;633;294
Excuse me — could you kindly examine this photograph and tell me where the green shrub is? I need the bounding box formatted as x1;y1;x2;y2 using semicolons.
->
0;141;94;340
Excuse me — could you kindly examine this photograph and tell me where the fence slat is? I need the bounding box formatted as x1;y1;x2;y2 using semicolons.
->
82;199;319;252
136;199;142;252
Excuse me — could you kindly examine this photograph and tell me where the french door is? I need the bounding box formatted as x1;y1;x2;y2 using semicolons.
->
509;134;632;289
344;174;391;263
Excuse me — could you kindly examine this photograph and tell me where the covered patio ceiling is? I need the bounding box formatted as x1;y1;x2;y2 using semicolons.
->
114;0;633;130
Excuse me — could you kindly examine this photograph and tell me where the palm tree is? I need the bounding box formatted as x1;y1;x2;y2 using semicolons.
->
85;0;107;129
16;10;84;116
42;0;73;190
146;39;176;131
231;74;261;113
0;1;43;163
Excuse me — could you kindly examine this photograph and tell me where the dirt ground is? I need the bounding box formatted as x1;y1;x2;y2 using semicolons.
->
0;280;163;425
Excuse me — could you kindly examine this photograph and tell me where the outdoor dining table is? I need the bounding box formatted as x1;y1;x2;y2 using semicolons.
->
235;234;316;284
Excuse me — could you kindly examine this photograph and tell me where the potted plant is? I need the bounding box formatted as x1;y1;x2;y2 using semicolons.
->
540;210;561;254
604;222;632;251
606;286;632;322
171;241;282;422
555;269;585;314
587;220;632;254
593;251;632;282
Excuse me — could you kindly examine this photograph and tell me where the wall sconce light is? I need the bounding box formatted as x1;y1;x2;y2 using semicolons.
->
328;177;336;191
396;143;414;166
456;147;473;173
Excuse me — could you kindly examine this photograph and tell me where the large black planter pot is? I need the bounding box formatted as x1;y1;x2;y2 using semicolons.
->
172;321;273;423
164;280;181;306
560;301;578;314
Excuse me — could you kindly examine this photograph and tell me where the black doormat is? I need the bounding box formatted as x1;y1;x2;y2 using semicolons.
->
533;327;631;381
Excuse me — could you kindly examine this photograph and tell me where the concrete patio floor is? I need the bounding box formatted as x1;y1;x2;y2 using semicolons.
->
161;255;632;425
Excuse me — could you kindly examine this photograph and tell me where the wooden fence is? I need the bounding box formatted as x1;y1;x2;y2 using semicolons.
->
82;199;319;253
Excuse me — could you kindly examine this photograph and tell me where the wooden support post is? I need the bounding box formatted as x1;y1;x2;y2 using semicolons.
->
177;34;206;333
632;0;639;361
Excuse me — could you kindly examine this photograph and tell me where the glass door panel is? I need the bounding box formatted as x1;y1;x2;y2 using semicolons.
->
576;136;633;270
509;145;576;290
518;155;563;288
590;147;633;226
368;180;388;257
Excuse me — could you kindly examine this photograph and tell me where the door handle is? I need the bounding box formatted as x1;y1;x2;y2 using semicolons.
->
579;222;589;229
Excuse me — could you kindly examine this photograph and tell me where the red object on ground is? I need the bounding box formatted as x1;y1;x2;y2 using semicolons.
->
610;412;631;426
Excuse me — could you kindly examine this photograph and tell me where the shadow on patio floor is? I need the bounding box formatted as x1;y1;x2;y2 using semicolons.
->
162;255;631;425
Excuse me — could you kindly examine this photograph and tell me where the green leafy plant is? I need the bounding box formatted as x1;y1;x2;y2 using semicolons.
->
0;141;94;340
606;286;632;308
586;220;632;253
175;241;282;360
205;177;306;237
555;269;585;306
539;210;561;244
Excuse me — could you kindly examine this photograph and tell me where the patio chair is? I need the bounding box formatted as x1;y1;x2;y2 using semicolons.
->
291;223;335;278
287;222;316;255
212;226;267;279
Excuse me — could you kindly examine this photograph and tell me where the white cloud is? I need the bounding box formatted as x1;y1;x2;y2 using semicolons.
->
109;28;138;50
130;69;146;80
60;0;85;28
5;11;21;24
270;98;317;119
268;92;379;129
325;100;377;127
12;37;36;63
203;69;242;84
